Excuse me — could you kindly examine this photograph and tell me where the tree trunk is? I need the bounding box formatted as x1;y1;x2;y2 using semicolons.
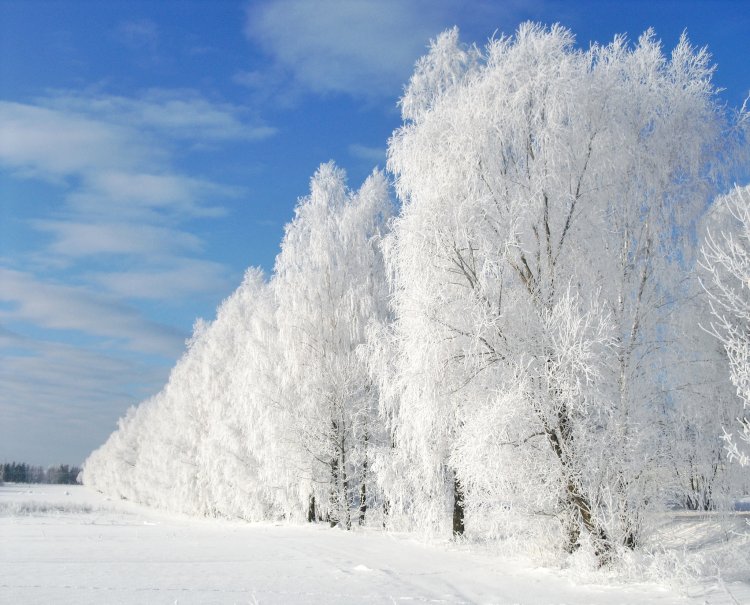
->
452;471;465;537
564;477;610;562
330;420;340;528
359;432;368;526
544;407;611;564
358;462;367;526
341;428;351;530
307;494;316;523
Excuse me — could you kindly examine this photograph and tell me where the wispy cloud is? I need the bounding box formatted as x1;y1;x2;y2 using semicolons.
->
244;0;446;99
0;335;170;464
66;172;234;220
0;92;274;180
114;18;160;54
0;90;258;228
0;100;152;178
0;324;28;348
31;221;204;258
242;0;547;101
46;90;276;142
0;85;267;464
0;268;184;357
87;259;232;301
0;337;166;410
349;143;386;164
232;68;297;106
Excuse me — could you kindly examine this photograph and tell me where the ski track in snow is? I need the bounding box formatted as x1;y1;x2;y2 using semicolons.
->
1;484;747;605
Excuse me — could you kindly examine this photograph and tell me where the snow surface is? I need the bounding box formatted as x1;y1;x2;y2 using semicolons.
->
1;484;747;605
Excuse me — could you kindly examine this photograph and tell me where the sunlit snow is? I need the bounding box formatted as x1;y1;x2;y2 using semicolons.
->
2;484;748;604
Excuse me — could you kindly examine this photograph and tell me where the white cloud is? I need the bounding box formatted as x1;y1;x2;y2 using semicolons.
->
114;18;159;55
0;47;281;465
0;337;170;464
0;95;258;221
0;92;274;179
242;1;548;100
0;91;247;312
244;0;446;98
32;220;204;258
0;101;152;177
349;143;386;164
45;90;276;142
0;324;27;348
232;70;267;89
232;68;293;104
87;259;232;301
0;87;253;464
0;268;184;357
0;340;162;410
0;90;274;170
70;171;234;219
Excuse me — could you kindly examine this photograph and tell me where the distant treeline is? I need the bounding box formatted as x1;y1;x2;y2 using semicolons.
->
2;462;81;485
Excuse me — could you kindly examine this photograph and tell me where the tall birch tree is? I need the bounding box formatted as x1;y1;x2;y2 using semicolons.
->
383;23;730;559
274;162;392;528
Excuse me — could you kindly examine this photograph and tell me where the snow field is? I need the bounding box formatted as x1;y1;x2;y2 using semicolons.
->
2;484;748;604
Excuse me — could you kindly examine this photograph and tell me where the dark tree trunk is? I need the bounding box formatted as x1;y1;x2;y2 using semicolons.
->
617;483;638;551
359;432;369;526
330;420;340;528
564;477;610;562
307;495;316;523
562;501;581;553
544;405;612;565
452;472;465;537
358;459;367;526
623;529;637;550
341;428;351;530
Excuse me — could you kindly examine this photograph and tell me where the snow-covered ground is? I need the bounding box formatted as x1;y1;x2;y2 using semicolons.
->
1;484;748;605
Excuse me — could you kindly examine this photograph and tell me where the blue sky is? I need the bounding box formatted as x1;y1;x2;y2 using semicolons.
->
1;0;748;466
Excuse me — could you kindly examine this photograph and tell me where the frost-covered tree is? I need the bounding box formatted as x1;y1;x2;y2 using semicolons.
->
192;268;283;519
83;402;149;501
665;275;746;510
273;162;392;528
381;23;731;560
83;21;747;567
701;185;750;467
84;162;392;526
84;269;277;517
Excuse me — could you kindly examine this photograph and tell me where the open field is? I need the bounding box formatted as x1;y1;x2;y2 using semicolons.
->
1;484;748;605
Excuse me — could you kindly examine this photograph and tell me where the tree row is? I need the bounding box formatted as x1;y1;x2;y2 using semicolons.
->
83;24;750;566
